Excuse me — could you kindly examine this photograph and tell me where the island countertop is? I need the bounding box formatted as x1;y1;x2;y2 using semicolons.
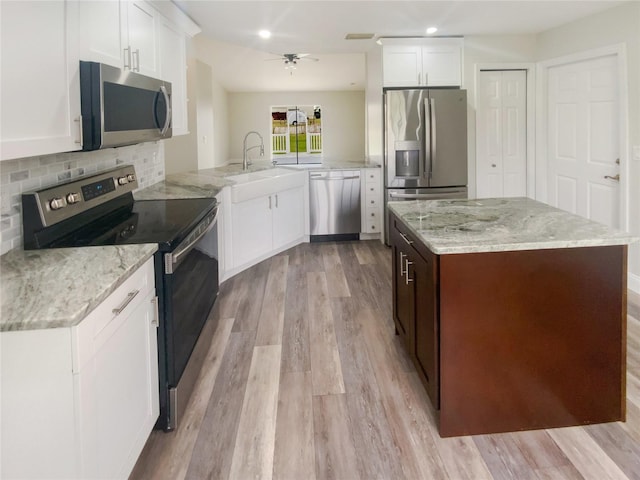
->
388;197;638;255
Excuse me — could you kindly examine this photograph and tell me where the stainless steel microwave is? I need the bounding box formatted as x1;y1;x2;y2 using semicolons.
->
79;61;172;151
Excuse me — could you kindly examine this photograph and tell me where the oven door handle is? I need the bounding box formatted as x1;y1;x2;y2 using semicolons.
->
164;207;218;274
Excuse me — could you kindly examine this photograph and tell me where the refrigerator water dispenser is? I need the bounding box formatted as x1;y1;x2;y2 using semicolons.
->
395;141;420;177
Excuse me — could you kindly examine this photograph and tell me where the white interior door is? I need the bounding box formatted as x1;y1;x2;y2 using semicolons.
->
547;55;620;228
476;70;527;198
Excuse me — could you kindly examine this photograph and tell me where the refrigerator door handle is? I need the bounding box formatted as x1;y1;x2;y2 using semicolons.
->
424;98;432;181
389;191;464;200
430;98;437;177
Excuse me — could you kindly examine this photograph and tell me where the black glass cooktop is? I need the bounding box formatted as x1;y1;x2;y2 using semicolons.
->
45;198;217;252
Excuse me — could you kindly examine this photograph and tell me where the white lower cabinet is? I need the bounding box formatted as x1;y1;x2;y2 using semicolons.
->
361;168;383;236
0;257;158;479
272;187;306;248
232;194;274;267
230;186;305;271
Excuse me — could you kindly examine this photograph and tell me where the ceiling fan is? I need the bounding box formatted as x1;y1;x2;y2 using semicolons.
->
266;53;319;69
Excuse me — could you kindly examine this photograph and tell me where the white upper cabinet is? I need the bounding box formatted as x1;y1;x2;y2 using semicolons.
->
382;38;463;88
0;1;81;161
158;19;188;135
382;45;422;87
78;0;123;68
123;1;159;76
79;0;159;76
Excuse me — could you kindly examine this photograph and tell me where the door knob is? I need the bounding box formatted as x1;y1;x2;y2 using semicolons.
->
604;174;620;181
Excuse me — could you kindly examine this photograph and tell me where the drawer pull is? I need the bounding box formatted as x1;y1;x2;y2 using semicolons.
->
400;232;414;245
405;259;414;284
112;290;139;316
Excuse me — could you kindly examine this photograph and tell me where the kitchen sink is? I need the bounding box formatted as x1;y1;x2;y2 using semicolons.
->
229;168;306;203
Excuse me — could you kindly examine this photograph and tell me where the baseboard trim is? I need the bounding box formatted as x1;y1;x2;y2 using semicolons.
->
629;273;640;295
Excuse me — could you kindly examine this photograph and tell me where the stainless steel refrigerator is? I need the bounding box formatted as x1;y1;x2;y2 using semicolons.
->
383;88;468;243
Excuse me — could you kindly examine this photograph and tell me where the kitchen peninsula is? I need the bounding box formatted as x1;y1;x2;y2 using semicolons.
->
388;197;637;437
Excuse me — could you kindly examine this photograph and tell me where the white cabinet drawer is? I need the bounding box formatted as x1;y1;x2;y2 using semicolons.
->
365;207;381;223
72;257;155;373
364;195;380;208
364;207;381;233
364;169;381;184
364;182;381;199
364;220;381;233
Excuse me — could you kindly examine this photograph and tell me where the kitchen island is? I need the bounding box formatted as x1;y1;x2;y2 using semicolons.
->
388;197;637;437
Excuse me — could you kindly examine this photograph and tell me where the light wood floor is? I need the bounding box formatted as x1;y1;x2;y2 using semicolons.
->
131;241;640;480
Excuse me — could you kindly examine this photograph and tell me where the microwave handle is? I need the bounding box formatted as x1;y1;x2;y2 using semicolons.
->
159;85;172;135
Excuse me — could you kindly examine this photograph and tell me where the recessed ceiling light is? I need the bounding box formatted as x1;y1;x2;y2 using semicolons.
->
426;27;438;35
258;30;271;39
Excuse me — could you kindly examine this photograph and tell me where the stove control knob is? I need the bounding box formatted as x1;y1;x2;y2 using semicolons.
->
117;176;129;186
49;197;66;210
126;173;136;182
66;192;81;204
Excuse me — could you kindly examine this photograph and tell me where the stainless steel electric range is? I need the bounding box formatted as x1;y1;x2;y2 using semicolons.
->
22;165;219;431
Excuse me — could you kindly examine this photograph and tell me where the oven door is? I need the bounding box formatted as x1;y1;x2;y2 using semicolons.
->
160;207;219;429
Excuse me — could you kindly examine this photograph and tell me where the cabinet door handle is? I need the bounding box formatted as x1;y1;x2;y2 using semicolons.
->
400;232;414;245
151;296;159;327
405;259;414;284
132;49;140;72
112;290;139;316
275;194;278;208
75;115;83;146
400;251;406;276
123;46;131;70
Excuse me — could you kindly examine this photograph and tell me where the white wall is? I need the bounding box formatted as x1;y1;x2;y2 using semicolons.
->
210;74;229;167
227;91;365;162
164;35;230;174
535;1;640;284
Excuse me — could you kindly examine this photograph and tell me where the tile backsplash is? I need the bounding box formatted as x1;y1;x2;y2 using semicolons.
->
0;142;165;254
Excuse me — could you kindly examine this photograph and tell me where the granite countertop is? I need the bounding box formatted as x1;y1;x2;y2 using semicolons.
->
135;159;379;200
0;157;377;332
0;244;157;332
389;197;639;255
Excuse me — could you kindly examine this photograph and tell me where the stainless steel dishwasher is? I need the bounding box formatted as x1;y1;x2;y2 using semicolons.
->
309;170;361;241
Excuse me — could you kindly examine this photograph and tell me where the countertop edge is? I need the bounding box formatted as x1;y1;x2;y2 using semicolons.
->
1;245;158;332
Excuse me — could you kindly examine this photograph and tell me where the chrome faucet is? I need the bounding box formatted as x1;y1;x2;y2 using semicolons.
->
242;131;264;170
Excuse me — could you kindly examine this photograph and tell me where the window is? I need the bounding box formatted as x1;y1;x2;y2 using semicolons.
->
271;105;322;164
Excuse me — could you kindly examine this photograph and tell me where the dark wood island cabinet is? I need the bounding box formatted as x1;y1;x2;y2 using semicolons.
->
389;198;638;437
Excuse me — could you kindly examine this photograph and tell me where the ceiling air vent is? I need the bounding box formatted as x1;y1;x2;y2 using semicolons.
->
345;33;375;40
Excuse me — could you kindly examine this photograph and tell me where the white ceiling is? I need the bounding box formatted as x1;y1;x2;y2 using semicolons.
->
173;0;624;92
